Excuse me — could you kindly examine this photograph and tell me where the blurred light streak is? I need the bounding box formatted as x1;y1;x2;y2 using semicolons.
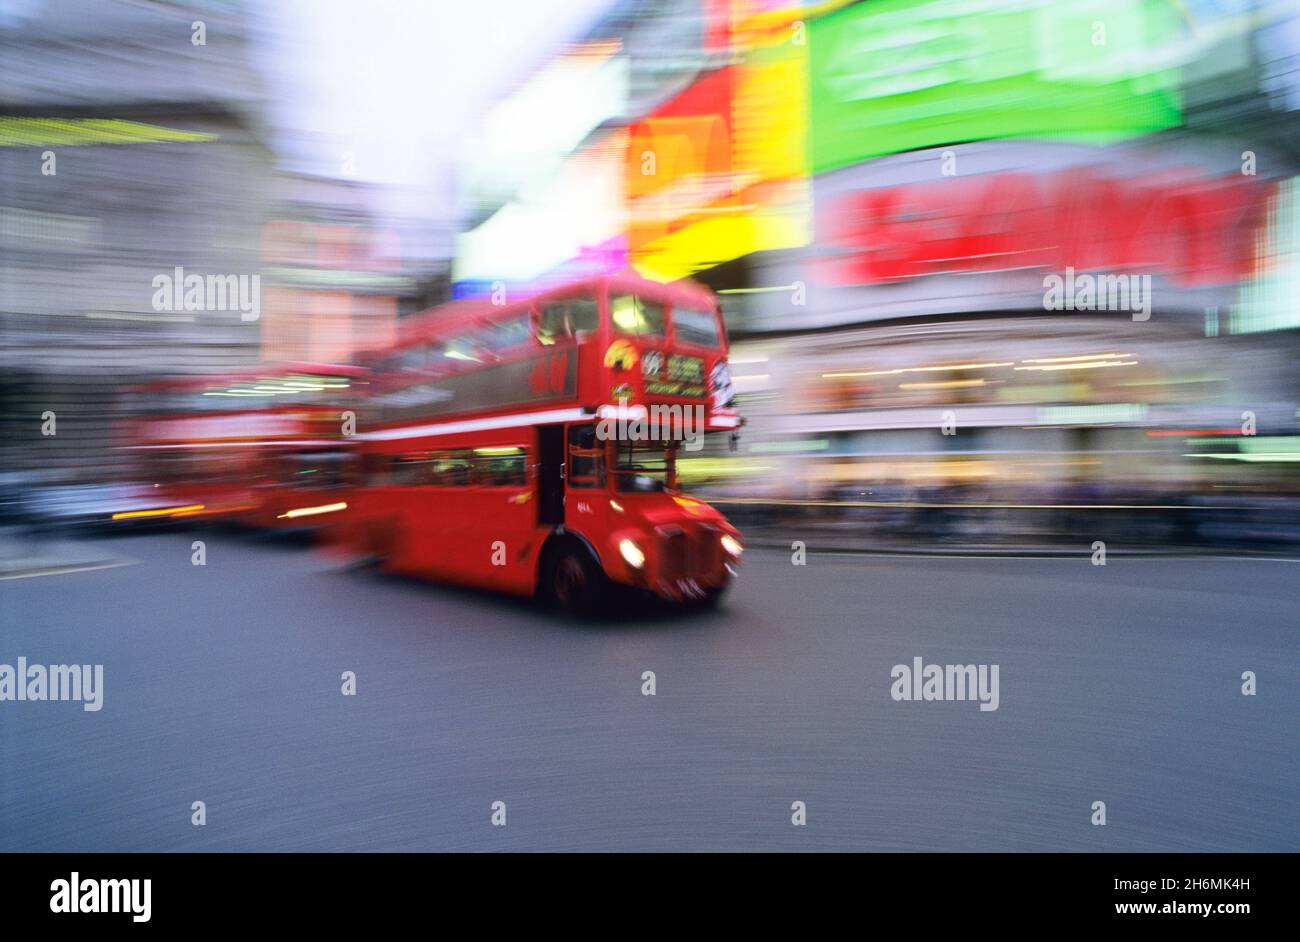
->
822;362;1014;378
111;505;204;520
276;502;348;519
1020;353;1133;364
898;379;987;390
1014;361;1139;372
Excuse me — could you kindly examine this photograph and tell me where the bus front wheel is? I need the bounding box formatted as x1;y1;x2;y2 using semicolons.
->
546;546;604;616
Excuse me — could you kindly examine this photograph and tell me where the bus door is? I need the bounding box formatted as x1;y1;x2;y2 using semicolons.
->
564;423;610;541
536;425;565;527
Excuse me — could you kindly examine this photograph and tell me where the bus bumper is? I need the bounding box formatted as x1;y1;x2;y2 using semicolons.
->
647;523;738;603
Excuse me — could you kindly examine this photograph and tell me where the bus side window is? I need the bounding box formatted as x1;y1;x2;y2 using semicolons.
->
567;425;604;488
365;453;390;486
340;452;361;488
392;456;426;486
473;451;526;487
292;451;346;488
321;452;346;489
431;451;472;486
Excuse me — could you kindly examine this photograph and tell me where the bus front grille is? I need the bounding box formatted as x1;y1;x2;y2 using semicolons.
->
658;525;723;595
690;524;722;579
659;528;687;586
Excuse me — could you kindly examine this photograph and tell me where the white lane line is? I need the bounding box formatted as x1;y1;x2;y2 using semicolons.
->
817;553;1080;560
0;559;136;581
809;552;1300;562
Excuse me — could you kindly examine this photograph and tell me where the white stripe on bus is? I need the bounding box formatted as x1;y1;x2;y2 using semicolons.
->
130;440;339;449
355;407;591;442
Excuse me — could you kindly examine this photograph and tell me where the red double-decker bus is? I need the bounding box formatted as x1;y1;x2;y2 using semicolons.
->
336;271;743;612
123;363;365;528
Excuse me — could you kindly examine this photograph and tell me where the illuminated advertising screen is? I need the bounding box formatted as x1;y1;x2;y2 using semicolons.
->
807;0;1184;174
627;66;737;281
627;38;812;282
744;140;1277;332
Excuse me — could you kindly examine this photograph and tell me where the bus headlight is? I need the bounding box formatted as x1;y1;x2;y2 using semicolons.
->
618;538;646;570
721;534;743;557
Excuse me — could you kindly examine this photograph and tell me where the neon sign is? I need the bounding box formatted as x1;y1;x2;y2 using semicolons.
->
820;169;1274;288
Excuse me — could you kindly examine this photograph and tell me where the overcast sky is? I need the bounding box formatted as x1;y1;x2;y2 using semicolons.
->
257;0;614;233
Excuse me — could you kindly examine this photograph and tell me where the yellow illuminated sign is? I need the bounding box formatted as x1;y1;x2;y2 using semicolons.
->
628;29;811;282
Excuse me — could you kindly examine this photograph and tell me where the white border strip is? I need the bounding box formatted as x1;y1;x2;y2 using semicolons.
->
356;407;591;442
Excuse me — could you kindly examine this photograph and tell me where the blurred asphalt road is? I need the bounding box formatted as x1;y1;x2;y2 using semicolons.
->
1;532;1295;851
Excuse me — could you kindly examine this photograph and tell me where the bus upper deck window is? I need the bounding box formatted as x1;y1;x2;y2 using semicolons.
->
538;297;598;345
398;348;425;371
611;295;665;339
479;315;531;352
671;305;720;348
444;335;484;364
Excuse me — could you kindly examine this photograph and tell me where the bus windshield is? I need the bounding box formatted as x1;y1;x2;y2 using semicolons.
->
611;440;675;494
610;295;665;338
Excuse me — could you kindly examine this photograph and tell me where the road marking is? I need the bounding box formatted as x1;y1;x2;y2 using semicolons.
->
805;551;1300;562
0;559;136;581
816;552;1084;560
709;496;1240;510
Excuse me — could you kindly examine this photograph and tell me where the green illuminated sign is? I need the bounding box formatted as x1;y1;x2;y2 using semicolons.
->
808;0;1183;173
1037;403;1148;425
